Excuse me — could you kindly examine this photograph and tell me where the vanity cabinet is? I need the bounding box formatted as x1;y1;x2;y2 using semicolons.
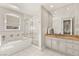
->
45;36;79;56
72;40;79;50
51;38;59;50
45;37;52;48
58;39;67;53
65;39;73;49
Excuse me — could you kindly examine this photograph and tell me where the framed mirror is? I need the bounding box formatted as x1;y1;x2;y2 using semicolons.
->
63;17;73;35
4;14;21;30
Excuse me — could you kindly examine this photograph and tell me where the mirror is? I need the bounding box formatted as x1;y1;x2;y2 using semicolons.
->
63;17;74;35
5;14;20;30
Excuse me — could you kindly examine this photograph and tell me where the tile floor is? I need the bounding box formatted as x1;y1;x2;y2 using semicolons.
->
12;45;65;56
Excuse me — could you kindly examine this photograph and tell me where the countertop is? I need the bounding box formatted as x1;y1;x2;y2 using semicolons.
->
45;34;79;41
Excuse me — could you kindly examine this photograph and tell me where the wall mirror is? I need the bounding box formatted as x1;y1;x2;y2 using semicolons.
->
63;17;74;35
5;14;21;30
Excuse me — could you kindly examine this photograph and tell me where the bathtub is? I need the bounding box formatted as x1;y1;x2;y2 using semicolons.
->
0;38;32;56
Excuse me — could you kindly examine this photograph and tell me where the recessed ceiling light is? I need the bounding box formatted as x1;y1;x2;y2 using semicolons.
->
54;11;56;13
50;5;54;8
67;8;69;10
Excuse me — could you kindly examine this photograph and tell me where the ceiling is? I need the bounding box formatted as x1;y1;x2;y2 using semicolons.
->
11;3;42;16
0;3;71;16
43;3;71;12
13;3;71;16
